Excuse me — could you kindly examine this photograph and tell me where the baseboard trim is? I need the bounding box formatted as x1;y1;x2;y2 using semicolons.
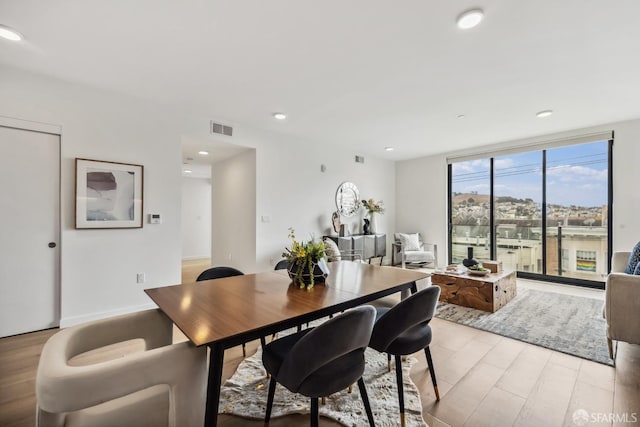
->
182;255;210;261
60;302;157;328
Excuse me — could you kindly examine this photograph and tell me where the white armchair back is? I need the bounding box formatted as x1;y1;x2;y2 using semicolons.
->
392;232;438;267
36;309;207;427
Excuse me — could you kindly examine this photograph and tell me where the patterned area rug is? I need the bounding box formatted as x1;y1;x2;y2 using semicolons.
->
219;346;428;426
435;287;612;366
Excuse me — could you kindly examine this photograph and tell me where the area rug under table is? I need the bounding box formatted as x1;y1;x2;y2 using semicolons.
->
219;346;428;427
435;287;612;366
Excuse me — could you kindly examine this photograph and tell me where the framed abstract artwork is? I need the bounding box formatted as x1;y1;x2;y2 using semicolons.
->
75;158;144;229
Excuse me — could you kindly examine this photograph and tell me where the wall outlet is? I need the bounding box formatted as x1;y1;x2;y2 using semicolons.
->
228;253;232;261
136;273;145;284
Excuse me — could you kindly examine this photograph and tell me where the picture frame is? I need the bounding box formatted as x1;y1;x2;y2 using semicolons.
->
75;158;144;229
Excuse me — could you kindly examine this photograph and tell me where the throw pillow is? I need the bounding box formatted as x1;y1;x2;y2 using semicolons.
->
625;241;640;274
634;263;640;275
397;233;421;251
323;238;341;262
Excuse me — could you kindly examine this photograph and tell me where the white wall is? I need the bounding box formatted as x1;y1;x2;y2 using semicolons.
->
211;150;257;272
206;131;397;273
181;177;211;260
0;63;398;325
0;64;186;326
396;155;448;266
396;118;640;264
242;126;396;271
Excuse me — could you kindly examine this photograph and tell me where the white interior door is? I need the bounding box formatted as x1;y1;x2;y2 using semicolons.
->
0;126;60;337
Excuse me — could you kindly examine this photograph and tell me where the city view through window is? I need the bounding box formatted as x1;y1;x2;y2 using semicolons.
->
450;140;610;284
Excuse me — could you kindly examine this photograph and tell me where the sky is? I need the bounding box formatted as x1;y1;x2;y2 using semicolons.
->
451;141;608;208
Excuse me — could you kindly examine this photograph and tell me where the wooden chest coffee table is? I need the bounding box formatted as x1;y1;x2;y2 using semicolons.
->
431;269;517;312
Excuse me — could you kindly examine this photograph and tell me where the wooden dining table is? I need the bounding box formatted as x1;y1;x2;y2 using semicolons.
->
144;260;428;427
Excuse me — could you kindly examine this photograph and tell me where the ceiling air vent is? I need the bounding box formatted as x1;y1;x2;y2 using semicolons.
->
210;121;233;137
355;155;365;164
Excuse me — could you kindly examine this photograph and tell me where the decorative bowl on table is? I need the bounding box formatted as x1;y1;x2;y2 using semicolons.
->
468;269;490;276
467;265;490;276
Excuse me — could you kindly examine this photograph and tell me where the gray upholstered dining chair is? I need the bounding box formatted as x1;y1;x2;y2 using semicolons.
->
274;259;290;270
196;266;244;281
196;266;248;356
369;286;441;426
262;305;377;427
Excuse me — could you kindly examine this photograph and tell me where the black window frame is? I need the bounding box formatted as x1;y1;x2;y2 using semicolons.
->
448;138;613;289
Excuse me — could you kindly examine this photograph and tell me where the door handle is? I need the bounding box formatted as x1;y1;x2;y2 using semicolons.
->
48;242;56;248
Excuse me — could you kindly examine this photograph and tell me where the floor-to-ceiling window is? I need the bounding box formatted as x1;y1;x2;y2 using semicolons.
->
449;135;612;288
544;141;610;282
450;159;491;263
493;151;543;274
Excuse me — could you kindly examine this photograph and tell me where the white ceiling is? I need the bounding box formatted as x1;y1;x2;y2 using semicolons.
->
182;135;249;178
2;0;640;161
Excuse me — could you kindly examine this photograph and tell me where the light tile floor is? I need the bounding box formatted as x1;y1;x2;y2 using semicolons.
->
198;261;638;427
2;261;634;427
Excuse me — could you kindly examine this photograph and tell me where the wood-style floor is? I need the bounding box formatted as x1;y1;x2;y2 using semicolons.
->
1;259;638;427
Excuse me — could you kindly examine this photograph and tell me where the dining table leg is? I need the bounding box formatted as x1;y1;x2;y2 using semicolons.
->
204;342;225;427
401;281;418;300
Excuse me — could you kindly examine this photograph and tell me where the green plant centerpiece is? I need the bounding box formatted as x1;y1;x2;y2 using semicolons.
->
282;228;330;289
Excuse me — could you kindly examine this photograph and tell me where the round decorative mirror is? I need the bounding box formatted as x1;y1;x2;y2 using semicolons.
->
335;182;360;217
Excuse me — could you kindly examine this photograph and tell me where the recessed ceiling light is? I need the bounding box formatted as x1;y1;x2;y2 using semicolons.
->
272;112;287;120
536;110;553;118
456;9;484;29
198;151;209;155
184;169;193;174
0;25;23;41
384;147;395;151
457;114;466;119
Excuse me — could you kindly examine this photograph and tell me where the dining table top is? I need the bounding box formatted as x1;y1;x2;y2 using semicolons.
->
145;261;428;347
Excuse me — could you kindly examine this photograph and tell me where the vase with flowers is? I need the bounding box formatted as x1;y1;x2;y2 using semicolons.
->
282;228;329;289
361;198;384;234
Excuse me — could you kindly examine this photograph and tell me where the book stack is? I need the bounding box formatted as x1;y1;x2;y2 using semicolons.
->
445;264;467;275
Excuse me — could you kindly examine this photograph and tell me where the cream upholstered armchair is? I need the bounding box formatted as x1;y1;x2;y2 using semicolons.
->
604;251;640;361
36;309;207;427
392;232;437;268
